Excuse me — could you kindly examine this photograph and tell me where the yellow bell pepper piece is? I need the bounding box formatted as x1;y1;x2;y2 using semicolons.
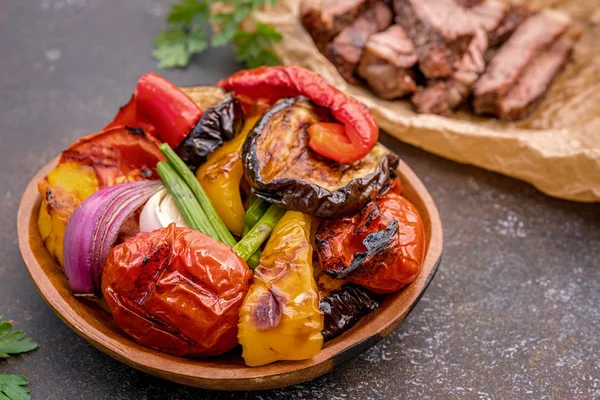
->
37;162;99;266
238;211;324;366
196;115;260;236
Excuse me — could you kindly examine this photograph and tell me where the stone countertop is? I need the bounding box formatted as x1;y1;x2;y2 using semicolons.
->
1;1;599;399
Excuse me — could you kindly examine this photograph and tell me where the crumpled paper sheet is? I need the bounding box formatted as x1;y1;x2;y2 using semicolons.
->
252;0;600;202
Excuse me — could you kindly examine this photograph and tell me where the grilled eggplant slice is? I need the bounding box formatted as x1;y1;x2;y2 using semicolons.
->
180;85;228;110
320;284;381;341
176;94;245;171
242;96;399;218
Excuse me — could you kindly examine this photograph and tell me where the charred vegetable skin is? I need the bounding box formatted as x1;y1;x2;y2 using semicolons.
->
176;94;245;172
218;66;379;164
243;97;398;218
38;162;99;267
316;180;425;294
320;284;381;341
102;224;252;357
38;126;164;266
60;126;165;188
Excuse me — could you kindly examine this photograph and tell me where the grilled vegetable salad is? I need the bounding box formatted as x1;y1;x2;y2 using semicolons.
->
37;67;426;366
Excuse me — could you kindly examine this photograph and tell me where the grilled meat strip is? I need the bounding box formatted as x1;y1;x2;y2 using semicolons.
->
412;0;506;115
496;32;577;120
357;24;418;99
473;9;570;116
326;2;393;83
301;0;376;51
394;0;476;79
489;5;532;47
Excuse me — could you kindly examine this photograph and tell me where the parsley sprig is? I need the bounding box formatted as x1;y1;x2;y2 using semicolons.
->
153;0;282;69
0;318;38;359
0;375;31;400
0;317;37;400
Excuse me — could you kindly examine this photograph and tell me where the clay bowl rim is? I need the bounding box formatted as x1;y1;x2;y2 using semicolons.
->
17;155;443;391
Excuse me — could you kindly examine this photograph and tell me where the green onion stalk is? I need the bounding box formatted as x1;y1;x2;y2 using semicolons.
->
157;144;284;269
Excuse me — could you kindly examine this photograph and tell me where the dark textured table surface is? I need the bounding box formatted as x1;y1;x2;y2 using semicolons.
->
1;1;599;399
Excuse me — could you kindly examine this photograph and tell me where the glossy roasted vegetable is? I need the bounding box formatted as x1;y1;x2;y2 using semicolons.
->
218;66;379;163
106;73;203;149
316;180;425;294
320;284;381;341
176;94;245;172
102;224;252;357
38;162;99;267
63;180;161;297
60;126;165;188
238;211;324;367
196;114;261;236
38;126;165;266
243;97;398;219
180;86;227;110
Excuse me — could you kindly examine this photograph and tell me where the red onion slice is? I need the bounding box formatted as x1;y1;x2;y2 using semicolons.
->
63;180;162;298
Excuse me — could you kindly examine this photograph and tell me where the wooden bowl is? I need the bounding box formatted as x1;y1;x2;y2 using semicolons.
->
17;156;443;390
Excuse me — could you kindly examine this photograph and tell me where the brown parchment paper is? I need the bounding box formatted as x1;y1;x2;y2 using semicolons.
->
251;0;600;202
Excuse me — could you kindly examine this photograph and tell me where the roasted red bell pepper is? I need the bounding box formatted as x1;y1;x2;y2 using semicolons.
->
217;66;379;164
60;126;165;188
106;73;202;149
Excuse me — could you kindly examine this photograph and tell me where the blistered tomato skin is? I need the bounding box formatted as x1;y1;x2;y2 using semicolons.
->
316;181;426;294
102;224;252;357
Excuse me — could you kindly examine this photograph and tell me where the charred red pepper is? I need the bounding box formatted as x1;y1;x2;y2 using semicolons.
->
106;73;202;149
102;224;252;357
316;180;425;294
217;66;379;164
60;126;165;188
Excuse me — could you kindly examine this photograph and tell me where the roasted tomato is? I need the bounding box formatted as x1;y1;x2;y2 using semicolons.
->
176;94;245;172
102;224;252;357
243;96;398;218
316;180;425;294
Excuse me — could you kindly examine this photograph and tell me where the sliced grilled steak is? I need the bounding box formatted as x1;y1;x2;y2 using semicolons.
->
412;1;499;115
357;25;418;99
473;10;570;116
301;0;376;51
412;81;453;116
394;0;476;79
489;5;532;47
326;2;393;83
497;33;576;120
412;33;486;115
469;0;507;34
457;0;483;6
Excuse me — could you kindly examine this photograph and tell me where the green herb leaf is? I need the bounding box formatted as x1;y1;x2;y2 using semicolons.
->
0;375;30;400
154;0;210;68
0;318;37;359
233;22;282;67
210;13;237;47
167;0;208;25
153;29;191;69
153;0;282;69
188;25;208;53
